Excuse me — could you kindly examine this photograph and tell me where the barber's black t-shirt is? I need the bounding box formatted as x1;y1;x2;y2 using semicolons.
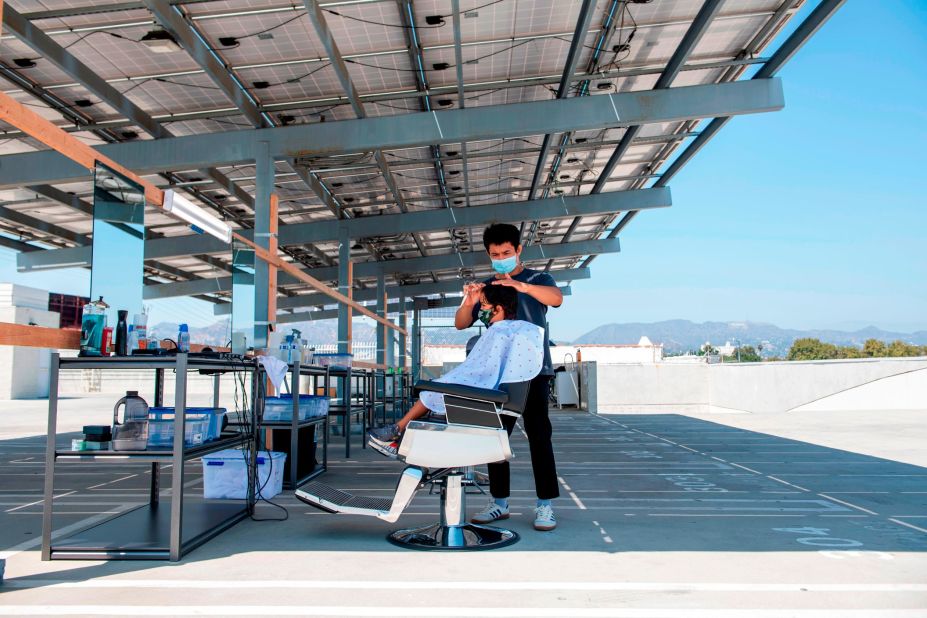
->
470;267;557;375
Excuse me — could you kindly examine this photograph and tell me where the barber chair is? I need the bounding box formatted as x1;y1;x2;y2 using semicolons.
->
295;379;530;550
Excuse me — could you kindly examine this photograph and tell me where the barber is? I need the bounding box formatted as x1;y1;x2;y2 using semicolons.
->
454;223;562;531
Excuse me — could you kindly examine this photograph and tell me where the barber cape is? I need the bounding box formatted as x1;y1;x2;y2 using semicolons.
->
420;319;544;415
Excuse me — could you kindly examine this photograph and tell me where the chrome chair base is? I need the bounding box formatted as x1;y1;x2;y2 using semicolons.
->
387;522;519;551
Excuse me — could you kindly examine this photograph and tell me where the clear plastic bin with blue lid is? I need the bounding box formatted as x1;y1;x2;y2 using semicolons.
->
312;352;353;370
147;407;227;448
262;394;329;422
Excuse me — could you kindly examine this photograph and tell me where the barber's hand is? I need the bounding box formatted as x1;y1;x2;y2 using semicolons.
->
463;282;484;304
491;274;528;293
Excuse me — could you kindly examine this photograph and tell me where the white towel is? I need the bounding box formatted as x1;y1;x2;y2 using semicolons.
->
257;355;289;392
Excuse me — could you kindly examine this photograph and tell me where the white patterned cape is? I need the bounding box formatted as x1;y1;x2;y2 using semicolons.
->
420;319;544;414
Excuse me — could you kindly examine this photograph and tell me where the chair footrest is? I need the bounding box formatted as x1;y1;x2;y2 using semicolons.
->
296;482;393;515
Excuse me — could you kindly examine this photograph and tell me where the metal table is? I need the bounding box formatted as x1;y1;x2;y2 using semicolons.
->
42;353;259;561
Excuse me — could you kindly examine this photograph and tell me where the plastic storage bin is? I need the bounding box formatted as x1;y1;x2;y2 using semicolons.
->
201;449;286;500
149;407;226;441
314;352;353;370
263;394;329;422
147;416;210;449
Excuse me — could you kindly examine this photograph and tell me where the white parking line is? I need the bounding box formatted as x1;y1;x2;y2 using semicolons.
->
6;580;927;592
3;607;925;617
5;490;76;513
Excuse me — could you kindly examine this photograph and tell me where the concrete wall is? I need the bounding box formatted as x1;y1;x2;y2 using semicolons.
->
0;303;60;399
592;357;927;414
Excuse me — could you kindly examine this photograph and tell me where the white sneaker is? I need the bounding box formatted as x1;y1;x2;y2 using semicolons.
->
470;500;510;524
534;504;556;531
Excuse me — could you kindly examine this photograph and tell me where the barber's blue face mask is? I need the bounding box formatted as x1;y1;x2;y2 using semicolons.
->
491;255;518;274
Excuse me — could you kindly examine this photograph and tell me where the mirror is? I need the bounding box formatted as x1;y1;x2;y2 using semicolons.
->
90;162;145;327
231;241;255;355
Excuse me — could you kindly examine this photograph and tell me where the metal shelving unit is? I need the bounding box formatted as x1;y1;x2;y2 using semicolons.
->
257;359;329;489
327;367;370;458
42;353;260;562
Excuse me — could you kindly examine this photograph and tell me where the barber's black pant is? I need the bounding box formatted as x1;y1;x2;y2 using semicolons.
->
488;374;559;501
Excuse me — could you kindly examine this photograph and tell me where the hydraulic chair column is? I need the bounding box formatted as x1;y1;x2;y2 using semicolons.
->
387;470;518;550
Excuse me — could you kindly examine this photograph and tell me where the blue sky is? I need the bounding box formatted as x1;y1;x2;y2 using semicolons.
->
1;1;924;342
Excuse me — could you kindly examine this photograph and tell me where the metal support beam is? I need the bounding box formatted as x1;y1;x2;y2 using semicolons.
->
218;267;590;316
141;0;268;127
146;240;611;300
398;295;407;370
21;187;667;270
1;6;168;139
337;226;351;354
528;0;598;201
376;272;386;366
411;308;421;381
305;0;428;259
253;141;274;349
592;0;725;194
0;79;785;187
582;0;846;269
278;286;572;325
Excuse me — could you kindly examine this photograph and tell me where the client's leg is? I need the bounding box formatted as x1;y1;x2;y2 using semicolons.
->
368;399;430;443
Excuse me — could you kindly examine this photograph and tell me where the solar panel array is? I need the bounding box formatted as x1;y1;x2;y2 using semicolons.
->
0;0;803;313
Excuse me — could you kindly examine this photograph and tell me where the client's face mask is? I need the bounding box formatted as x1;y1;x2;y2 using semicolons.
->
491;255;518;274
478;307;494;327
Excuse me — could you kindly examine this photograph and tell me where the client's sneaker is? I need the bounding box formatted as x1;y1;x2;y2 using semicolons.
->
470;500;510;524
533;504;557;531
367;423;400;445
369;439;399;459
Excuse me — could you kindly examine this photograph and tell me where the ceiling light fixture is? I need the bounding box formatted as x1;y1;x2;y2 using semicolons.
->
140;29;182;54
74;99;94;108
163;189;232;243
432;62;450;71
13;58;36;68
252;81;270;89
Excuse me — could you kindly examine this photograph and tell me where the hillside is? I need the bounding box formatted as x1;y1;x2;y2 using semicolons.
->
572;320;927;356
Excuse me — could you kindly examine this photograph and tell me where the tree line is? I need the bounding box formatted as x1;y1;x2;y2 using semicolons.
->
785;338;927;361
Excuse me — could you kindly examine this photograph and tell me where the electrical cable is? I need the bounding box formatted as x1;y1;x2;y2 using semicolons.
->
250;62;333;91
248;374;288;521
344;39;532;73
322;8;444;30
324;0;508;29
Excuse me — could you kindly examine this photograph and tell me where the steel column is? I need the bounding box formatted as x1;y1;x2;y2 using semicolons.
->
376;271;386;366
253;141;274;350
337;226;351;355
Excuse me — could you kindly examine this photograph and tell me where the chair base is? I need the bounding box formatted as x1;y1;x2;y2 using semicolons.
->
387;522;519;551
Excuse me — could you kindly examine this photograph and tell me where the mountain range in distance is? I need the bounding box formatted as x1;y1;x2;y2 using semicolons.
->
570;319;927;355
149;318;927;356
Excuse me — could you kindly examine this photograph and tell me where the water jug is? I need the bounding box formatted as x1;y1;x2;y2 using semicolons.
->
112;391;149;451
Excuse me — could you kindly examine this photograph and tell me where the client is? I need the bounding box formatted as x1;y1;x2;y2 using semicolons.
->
368;285;544;456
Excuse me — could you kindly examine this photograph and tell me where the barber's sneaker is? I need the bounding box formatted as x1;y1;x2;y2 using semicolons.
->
470;500;510;524
533;504;557;531
368;423;400;444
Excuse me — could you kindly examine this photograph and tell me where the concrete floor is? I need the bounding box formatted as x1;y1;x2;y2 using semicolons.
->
0;398;925;616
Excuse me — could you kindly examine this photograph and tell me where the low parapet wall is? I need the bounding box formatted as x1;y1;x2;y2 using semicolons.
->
593;357;927;414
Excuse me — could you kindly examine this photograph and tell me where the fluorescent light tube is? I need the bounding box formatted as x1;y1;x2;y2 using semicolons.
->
163;189;232;244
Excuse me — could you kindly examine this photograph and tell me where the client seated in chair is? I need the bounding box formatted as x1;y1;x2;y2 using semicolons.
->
368;285;544;456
